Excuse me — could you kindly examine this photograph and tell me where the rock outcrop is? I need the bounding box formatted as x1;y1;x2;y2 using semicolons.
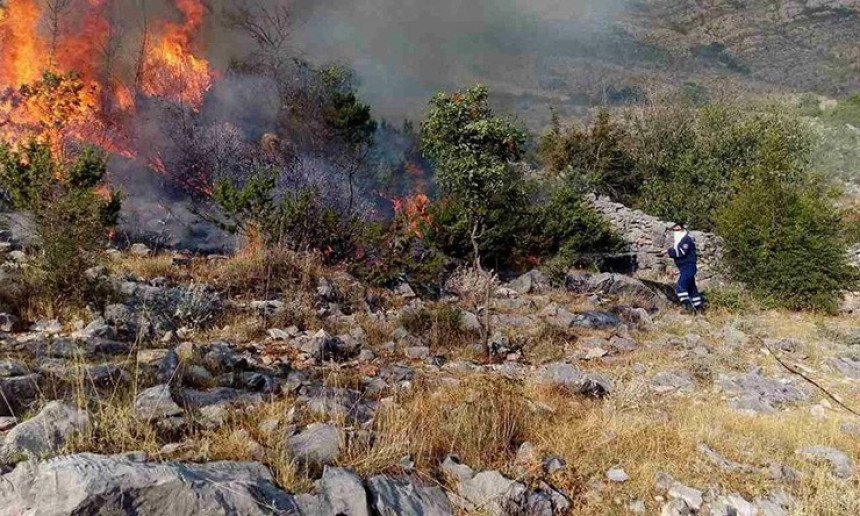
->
0;453;301;516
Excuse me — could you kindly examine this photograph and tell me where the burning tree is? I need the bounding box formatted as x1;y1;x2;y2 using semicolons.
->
0;71;101;157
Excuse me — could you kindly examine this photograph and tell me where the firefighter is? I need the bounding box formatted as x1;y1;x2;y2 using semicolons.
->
665;222;703;313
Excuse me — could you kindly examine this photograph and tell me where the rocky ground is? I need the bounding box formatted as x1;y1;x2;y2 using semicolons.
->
0;244;858;515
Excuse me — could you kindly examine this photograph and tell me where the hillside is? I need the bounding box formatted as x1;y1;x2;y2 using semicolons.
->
334;0;860;127
0;242;857;515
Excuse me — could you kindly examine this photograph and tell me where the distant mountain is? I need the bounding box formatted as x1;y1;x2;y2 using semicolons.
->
493;0;860;126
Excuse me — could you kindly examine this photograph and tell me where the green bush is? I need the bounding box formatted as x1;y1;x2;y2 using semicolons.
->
424;180;623;271
540;104;817;232
529;184;626;263
631;104;815;231
211;168;365;262
0;143;120;308
716;179;858;311
539;111;638;205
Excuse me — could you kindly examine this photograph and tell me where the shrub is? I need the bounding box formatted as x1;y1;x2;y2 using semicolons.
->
631;104;815;231
541;104;817;232
399;307;433;335
716;179;858;311
421;84;527;270
211;169;365;262
528;184;626;264
539;110;638;205
0;143;120;310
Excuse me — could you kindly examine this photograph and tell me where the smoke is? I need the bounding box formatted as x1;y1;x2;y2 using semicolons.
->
285;0;634;124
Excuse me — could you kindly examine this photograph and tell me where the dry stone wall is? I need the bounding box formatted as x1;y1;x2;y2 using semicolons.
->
587;194;724;283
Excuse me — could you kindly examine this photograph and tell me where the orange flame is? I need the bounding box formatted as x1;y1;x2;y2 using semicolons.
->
0;0;213;161
0;0;47;86
393;193;431;238
141;0;213;108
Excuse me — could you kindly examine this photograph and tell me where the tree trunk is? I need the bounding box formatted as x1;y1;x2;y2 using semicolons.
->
470;221;492;357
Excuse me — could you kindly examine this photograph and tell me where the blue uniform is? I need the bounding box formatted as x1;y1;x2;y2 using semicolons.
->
667;233;702;309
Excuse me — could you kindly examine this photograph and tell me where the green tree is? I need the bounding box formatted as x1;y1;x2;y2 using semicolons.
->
211;167;363;261
716;179;858;311
630;104;814;230
319;66;378;212
0;142;121;305
539;110;637;205
421;85;526;270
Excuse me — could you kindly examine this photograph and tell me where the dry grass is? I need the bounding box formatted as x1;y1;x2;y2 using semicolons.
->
342;376;533;478
9;250;856;514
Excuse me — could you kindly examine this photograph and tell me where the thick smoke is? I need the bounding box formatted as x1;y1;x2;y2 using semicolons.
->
204;1;636;126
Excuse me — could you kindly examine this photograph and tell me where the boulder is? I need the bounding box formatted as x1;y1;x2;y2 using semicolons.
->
716;371;811;413
130;243;152;256
287;423;341;469
651;370;695;394
367;474;453;516
0;313;20;333
0;453;300;516
458;470;528;516
508;270;550;295
797;446;853;478
827;356;860;379
711;494;757;516
180;387;263;410
530;362;612;397
133;385;183;421
441;455;475;482
305;467;371;516
297;385;376;425
606;467;630;483
667;483;703;511
0;372;41;417
0;401;89;464
570;310;620;329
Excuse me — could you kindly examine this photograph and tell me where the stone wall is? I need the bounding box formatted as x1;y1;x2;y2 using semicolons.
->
587;194;724;283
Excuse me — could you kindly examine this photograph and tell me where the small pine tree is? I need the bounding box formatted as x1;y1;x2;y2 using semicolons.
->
0;142;121;306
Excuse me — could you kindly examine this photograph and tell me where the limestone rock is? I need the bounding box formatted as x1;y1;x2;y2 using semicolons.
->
288;423;341;469
0;401;89;464
530;362;612;397
651;370;695;393
797;446;853;478
367;474;453;516
508;270;550;295
0;453;299;516
606;467;630;483
315;467;371;516
0;373;41;417
133;385;183;421
716;371;810;413
458;470;528;516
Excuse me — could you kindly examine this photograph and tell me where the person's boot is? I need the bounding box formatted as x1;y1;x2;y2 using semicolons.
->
682;300;695;313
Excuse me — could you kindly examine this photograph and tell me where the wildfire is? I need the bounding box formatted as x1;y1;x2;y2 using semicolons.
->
0;0;213;156
393;193;431;238
0;0;47;86
141;0;213;108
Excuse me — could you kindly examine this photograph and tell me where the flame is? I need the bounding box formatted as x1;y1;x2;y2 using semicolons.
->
0;0;213;162
141;0;213;108
0;0;47;86
392;193;431;237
